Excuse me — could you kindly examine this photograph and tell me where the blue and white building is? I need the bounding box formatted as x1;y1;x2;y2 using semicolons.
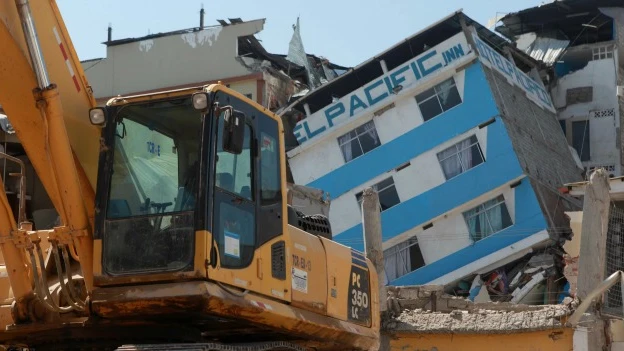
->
280;12;583;287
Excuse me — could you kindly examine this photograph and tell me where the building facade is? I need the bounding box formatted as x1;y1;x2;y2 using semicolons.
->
497;0;624;177
81;17;347;111
281;12;582;286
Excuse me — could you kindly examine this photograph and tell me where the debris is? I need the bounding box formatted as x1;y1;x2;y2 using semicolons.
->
511;272;546;304
468;275;484;302
383;303;574;334
474;285;492;303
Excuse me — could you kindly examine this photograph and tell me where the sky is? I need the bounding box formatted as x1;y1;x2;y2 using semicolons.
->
56;0;547;67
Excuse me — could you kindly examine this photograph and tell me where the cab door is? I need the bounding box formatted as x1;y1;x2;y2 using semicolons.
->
206;90;290;303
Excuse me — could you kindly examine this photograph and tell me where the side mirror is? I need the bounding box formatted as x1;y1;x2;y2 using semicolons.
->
221;107;245;154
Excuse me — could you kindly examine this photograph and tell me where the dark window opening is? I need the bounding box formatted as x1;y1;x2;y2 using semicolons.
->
572;120;590;161
415;78;462;121
355;177;400;212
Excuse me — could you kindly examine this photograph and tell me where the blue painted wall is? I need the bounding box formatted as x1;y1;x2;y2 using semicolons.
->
391;178;547;285
307;63;500;199
321;61;550;285
334;116;527;251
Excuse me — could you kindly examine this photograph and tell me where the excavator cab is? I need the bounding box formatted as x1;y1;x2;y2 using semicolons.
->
83;85;380;349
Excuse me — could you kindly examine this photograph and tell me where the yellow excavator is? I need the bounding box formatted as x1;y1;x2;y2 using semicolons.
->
0;1;380;350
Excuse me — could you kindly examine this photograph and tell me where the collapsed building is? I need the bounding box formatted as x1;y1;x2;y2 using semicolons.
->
279;10;583;303
81;15;347;110
496;0;624;177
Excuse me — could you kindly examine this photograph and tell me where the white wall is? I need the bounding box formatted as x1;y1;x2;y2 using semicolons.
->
288;69;467;186
329;124;487;236
551;57;621;175
85;20;265;98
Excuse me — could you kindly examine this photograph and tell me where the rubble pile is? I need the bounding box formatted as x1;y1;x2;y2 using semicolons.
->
450;250;569;305
383;304;575;334
384;285;578;334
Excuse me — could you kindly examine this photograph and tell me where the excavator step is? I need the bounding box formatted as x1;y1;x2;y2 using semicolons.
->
115;342;309;351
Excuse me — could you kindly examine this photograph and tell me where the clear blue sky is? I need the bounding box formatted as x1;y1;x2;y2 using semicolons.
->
57;0;546;67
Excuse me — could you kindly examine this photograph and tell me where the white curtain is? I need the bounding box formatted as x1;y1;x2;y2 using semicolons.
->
439;147;462;179
466;198;505;241
383;240;413;283
338;133;354;162
437;79;454;105
361;121;380;146
439;138;473;179
458;138;473;171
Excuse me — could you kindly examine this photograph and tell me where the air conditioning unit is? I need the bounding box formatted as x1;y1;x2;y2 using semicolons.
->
618;85;624;97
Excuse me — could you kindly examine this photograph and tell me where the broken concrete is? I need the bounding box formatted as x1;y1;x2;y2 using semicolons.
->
386;285;576;314
384;286;577;334
384;304;574;334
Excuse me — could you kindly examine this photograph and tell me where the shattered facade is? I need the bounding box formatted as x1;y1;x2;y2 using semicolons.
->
81;17;347;111
382;285;575;350
280;11;581;301
497;0;624;178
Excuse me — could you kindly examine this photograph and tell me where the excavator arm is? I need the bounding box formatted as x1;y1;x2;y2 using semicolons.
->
0;0;98;321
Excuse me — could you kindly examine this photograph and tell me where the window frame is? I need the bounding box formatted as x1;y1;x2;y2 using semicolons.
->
337;120;381;163
436;135;485;181
463;195;513;242
355;176;400;212
592;46;614;60
415;77;462;122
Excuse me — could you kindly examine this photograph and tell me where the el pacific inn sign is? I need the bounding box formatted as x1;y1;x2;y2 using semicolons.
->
293;32;555;145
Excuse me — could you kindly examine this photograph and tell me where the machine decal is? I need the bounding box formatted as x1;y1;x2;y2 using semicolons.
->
224;230;241;258
351;249;368;269
292;253;312;271
347;251;371;325
291;267;308;293
52;26;81;92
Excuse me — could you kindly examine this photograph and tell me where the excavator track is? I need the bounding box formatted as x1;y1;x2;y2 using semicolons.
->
115;342;309;351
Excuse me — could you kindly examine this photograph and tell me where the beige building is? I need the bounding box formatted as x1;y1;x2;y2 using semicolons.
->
81;17;347;111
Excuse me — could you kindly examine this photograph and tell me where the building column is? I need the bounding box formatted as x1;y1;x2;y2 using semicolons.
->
576;168;611;351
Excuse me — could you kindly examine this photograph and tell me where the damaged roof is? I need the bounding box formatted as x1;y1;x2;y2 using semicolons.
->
104;19;264;47
496;0;619;45
280;10;539;131
237;35;349;88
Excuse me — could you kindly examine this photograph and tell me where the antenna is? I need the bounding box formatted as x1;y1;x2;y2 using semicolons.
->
200;4;205;29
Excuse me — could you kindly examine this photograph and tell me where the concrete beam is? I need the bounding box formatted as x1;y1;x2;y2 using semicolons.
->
361;187;386;313
577;168;611;300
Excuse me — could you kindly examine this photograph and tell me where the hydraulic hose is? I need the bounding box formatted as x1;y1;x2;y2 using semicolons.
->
61;245;85;308
51;241;84;311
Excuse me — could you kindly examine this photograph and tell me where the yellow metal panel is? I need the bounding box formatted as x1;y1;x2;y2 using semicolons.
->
207;235;291;303
288;226;327;312
0;1;100;189
390;329;573;351
92;239;102;276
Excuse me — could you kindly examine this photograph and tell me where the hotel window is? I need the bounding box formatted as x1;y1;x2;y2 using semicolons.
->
463;195;513;242
338;120;381;162
384;237;425;282
415;77;462;121
437;135;484;180
355;177;400;212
